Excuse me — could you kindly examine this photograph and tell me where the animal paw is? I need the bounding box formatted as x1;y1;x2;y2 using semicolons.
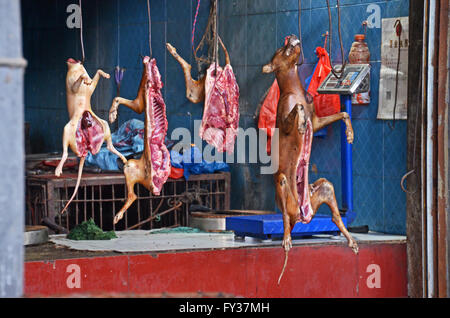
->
113;212;124;225
349;239;359;254
100;70;110;79
166;43;177;55
109;101;118;123
346;127;354;144
282;235;292;252
83;75;92;85
55;166;62;177
296;105;307;134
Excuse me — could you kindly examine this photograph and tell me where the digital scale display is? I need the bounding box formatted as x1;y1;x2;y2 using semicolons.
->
317;64;370;95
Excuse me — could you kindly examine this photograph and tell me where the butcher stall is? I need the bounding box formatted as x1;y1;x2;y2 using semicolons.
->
1;0;449;301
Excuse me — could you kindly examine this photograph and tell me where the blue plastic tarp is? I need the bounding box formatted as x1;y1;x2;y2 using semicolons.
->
85;119;144;171
170;146;229;179
86;119;229;179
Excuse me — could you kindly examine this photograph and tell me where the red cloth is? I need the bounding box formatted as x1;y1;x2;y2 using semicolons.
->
307;47;341;117
257;79;280;155
169;166;184;179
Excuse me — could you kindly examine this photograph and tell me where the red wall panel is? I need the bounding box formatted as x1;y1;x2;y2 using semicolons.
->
25;243;407;297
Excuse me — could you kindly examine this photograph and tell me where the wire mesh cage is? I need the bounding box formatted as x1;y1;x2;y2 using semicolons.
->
26;172;230;232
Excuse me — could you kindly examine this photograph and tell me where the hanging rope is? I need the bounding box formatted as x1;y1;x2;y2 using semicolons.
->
214;0;219;74
193;0;219;74
389;19;403;130
296;0;305;66
147;0;152;58
400;58;420;195
326;0;346;79
192;0;202;52
79;0;85;63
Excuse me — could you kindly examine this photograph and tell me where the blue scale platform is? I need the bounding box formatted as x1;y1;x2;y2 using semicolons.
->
225;214;346;240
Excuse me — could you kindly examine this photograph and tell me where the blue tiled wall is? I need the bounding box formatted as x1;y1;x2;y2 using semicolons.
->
21;0;408;234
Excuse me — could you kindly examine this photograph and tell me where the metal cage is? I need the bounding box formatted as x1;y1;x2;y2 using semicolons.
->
26;172;230;232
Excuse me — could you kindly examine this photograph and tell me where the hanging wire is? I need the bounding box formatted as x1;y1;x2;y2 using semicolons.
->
79;0;85;63
326;0;346;79
147;0;152;58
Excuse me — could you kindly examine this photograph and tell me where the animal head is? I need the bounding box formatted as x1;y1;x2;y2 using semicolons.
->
66;58;84;71
141;55;151;65
262;35;301;74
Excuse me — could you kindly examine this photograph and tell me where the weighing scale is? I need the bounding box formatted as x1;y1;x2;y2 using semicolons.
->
226;64;371;240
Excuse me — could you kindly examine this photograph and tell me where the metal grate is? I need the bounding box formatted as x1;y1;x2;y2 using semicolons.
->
26;172;230;232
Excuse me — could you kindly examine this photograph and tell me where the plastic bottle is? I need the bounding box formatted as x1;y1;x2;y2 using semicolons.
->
348;34;370;105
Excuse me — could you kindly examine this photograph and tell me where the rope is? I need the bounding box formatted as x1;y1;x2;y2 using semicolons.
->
192;0;202;52
193;0;221;73
326;0;346;79
214;0;219;74
389;19;403;130
400;53;421;195
79;0;85;63
147;0;152;58
296;0;305;66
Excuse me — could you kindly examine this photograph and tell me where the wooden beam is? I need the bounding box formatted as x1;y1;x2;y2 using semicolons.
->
406;0;425;298
436;0;449;298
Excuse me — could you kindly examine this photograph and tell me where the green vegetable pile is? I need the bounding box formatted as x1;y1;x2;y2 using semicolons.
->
67;219;117;240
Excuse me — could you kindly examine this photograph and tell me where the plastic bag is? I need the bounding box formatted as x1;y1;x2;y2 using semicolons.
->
306;46;341;117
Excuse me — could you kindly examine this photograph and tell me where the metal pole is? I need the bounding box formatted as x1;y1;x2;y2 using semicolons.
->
426;0;437;298
341;95;354;223
0;0;26;297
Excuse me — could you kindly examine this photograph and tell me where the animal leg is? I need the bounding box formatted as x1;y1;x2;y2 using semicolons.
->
275;173;299;252
71;73;91;93
109;97;144;123
275;173;302;284
88;69;110;93
310;178;359;254
113;160;142;224
312;112;354;144
102;120;127;164
166;42;205;103
55;124;71;176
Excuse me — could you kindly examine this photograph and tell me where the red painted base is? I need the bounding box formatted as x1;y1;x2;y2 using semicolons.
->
25;243;407;297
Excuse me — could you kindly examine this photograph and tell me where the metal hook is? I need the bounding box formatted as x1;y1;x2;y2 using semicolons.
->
400;169;417;194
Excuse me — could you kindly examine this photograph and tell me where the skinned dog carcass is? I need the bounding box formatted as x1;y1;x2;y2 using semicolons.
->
262;35;359;284
109;56;171;224
56;58;127;215
166;41;239;153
